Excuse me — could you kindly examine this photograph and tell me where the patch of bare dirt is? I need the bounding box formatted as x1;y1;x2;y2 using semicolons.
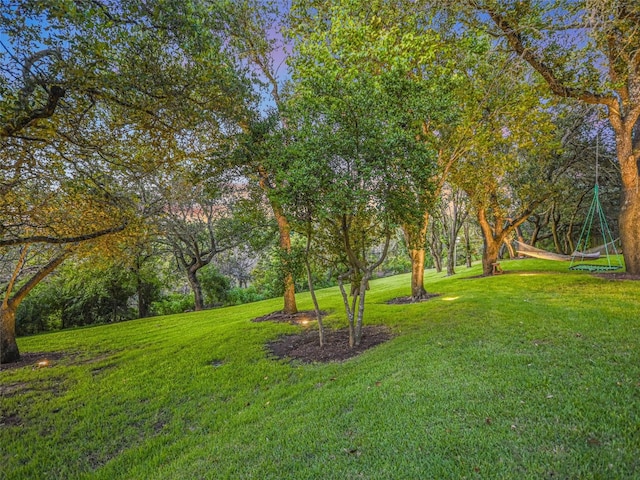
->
251;310;327;326
267;325;393;363
0;351;65;371
385;293;440;304
0;413;23;427
0;382;29;397
465;271;518;279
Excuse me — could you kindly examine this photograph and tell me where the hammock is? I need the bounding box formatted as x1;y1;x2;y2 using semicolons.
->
515;241;600;262
582;238;620;256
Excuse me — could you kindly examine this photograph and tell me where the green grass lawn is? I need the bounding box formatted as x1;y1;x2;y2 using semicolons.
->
2;258;639;479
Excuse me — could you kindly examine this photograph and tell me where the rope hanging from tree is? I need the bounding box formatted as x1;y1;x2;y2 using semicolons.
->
569;132;623;272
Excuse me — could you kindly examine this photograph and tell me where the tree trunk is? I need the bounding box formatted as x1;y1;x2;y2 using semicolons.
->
504;240;515;259
354;272;371;347
482;236;501;276
273;203;298;314
616;126;640;274
187;269;204;311
402;213;430;300
1;248;69;364
304;234;324;347
409;248;428;299
0;303;19;365
551;218;562;254
446;248;456;276
477;207;503;276
136;276;150;319
464;221;472;268
338;274;356;348
433;252;442;273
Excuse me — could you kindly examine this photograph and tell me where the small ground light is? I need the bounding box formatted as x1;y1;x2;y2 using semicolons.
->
37;359;49;367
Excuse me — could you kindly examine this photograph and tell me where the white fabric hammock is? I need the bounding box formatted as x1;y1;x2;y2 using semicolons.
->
515;241;600;262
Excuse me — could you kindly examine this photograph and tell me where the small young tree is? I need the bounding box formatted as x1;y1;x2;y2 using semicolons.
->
281;62;432;346
438;185;471;276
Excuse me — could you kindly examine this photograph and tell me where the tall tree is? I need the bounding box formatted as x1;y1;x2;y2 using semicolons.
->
290;0;492;299
448;46;563;275
281;54;432;345
158;175;253;312
0;0;250;363
469;1;640;274
224;1;301;314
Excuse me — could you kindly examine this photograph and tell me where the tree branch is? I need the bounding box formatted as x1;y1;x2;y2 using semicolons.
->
1;86;65;138
9;248;73;307
479;5;619;111
0;221;127;247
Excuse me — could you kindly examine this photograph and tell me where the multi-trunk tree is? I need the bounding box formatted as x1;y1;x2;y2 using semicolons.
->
289;0;501;298
281;49;433;346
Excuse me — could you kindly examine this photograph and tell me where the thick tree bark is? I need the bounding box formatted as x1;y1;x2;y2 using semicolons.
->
617;125;640;274
402;211;431;300
477;206;503;276
409;248;428;299
257;162;298;315
136;277;151;319
187;268;205;311
1;249;69;364
481;235;502;277
273;203;298;315
0;304;19;364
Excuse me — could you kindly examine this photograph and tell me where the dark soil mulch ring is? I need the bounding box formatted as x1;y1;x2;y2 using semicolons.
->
267;325;393;363
0;351;65;371
251;310;327;326
464;271;517;279
385;293;440;304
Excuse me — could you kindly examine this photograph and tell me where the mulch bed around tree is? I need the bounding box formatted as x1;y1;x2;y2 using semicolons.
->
251;310;327;325
385;293;440;304
0;351;65;371
267;325;393;363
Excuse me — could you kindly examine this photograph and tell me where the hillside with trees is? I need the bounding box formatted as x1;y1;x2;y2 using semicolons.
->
1;1;632;364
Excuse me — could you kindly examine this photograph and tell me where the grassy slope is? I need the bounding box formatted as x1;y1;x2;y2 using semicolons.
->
1;258;639;479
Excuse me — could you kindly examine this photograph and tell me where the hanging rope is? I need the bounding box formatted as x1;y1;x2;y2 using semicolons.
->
569;131;623;271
